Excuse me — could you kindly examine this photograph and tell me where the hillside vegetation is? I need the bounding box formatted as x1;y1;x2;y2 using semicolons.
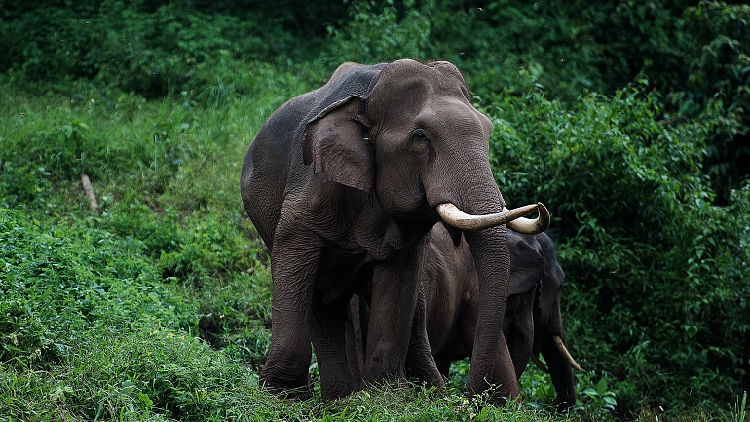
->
1;1;748;420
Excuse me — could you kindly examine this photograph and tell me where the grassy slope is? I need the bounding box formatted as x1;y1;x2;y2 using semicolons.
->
0;79;569;421
0;70;745;421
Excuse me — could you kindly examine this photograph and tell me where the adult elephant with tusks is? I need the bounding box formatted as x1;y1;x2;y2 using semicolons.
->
241;59;549;400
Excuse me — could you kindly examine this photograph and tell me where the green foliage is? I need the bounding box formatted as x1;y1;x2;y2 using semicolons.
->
669;1;750;203
2;0;750;418
486;80;750;412
0;64;306;213
0;0;308;98
324;0;433;65
0;97;194;197
0;162;50;208
0;210;196;366
579;376;618;419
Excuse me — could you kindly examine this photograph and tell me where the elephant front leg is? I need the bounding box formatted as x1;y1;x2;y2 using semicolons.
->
259;233;320;399
362;248;424;385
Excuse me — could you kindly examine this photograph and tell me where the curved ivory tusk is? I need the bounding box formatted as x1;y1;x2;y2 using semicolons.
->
553;336;582;371
531;354;549;373
506;203;550;235
436;202;549;233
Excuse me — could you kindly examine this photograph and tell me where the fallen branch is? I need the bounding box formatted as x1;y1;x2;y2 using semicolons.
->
81;173;99;214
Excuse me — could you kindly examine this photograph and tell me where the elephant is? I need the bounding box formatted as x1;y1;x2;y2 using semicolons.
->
347;224;580;409
240;59;549;400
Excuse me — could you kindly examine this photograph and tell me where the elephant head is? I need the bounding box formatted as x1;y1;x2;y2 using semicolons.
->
242;59;547;400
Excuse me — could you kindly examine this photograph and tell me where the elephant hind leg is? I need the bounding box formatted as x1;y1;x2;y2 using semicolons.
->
312;293;356;400
489;333;521;406
405;284;445;389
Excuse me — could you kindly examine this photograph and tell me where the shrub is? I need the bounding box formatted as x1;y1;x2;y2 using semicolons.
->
669;1;750;203
485;80;750;412
0;209;197;367
0;0;304;98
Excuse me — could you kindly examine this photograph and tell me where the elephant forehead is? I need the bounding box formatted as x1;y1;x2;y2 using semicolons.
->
368;78;431;115
369;61;466;107
415;97;488;134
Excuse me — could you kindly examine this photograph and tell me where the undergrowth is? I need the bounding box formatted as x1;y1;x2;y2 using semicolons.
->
1;4;749;414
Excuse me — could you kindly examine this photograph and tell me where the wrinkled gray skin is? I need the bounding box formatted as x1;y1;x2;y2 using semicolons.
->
424;225;576;408
348;224;576;407
241;59;515;400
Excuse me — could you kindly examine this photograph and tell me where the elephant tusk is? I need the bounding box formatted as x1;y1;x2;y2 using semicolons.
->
436;202;549;234
553;336;582;371
531;354;549;373
505;204;550;235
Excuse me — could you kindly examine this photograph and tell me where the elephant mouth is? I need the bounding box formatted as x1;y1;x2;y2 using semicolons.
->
436;202;550;234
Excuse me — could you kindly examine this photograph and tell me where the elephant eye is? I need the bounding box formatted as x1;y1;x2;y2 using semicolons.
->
412;129;429;142
409;129;433;159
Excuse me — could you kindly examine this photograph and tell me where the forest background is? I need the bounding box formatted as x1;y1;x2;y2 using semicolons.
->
0;0;749;421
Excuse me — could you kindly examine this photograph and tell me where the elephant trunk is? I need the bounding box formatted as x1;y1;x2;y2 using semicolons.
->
463;225;515;398
436;203;549;234
541;332;576;410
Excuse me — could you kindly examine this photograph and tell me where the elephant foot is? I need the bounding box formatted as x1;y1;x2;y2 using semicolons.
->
259;369;313;400
320;382;355;402
404;361;446;391
319;369;356;401
556;397;576;413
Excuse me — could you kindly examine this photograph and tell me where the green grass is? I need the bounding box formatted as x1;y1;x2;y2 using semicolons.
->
0;209;566;421
0;71;746;421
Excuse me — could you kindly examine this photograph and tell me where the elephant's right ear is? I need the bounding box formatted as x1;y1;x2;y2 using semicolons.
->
302;97;375;194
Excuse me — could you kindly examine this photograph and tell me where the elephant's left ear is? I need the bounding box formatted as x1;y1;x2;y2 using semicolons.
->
302;97;375;194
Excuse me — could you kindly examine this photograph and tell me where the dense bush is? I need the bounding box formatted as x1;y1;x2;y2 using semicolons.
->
669;2;750;204
2;0;750;419
485;80;750;412
0;209;196;367
0;0;307;97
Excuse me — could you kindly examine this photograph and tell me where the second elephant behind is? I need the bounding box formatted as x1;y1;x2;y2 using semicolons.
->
347;224;580;409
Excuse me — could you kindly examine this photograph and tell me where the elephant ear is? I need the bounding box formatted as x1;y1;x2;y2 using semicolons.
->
507;231;544;295
537;233;565;332
302;96;375;194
